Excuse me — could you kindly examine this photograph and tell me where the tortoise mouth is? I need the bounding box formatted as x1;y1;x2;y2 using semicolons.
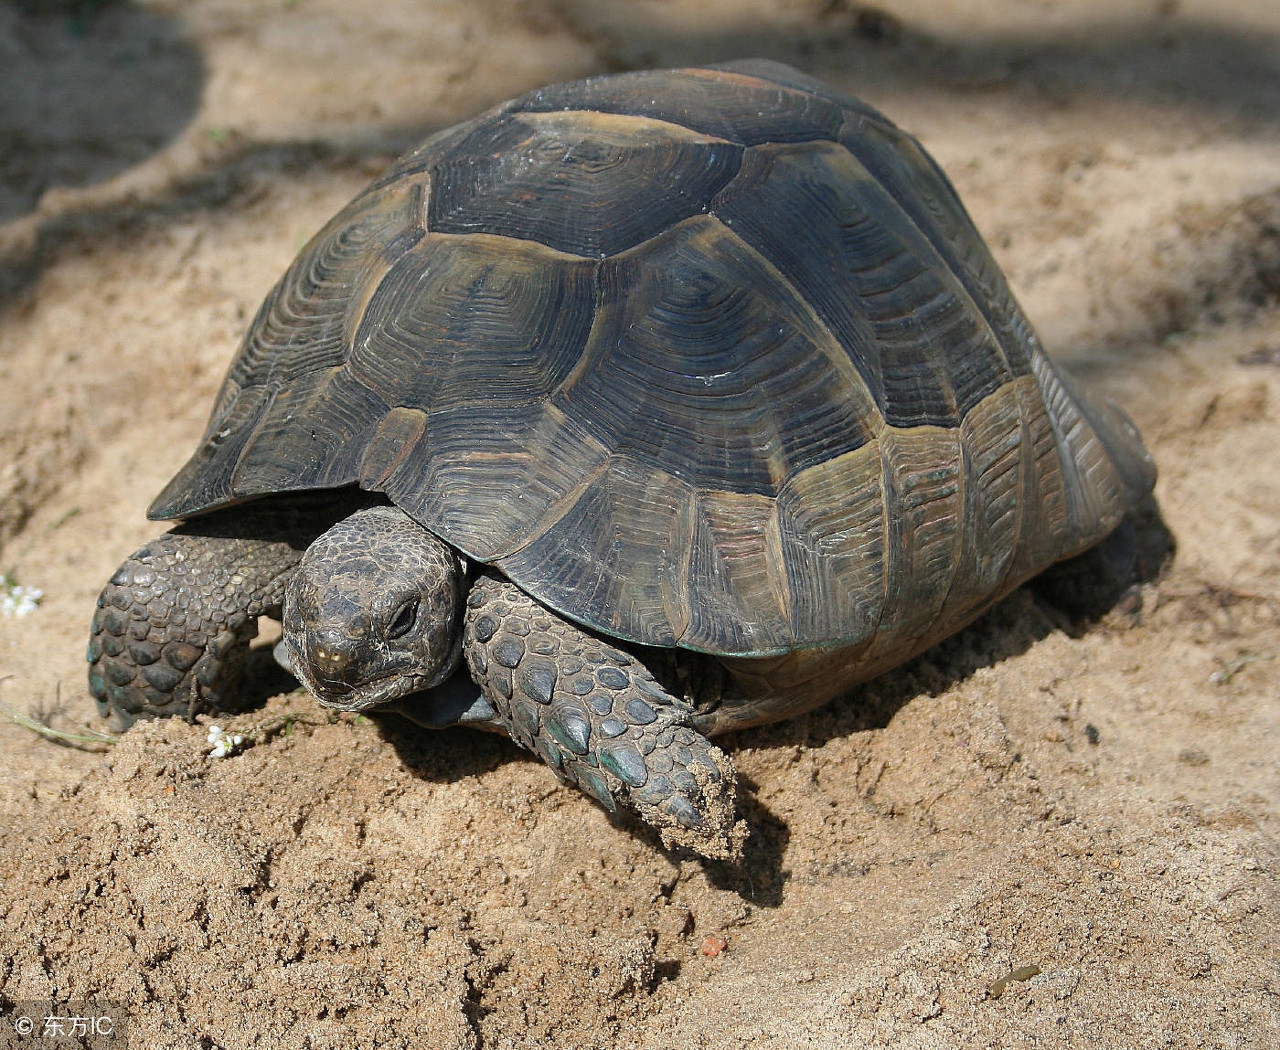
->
287;644;438;713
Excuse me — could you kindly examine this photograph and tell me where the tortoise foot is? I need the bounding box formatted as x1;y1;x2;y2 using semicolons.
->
463;575;745;860
89;519;311;728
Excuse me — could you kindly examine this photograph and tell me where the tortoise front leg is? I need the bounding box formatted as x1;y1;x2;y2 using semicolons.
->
88;507;322;727
462;575;745;860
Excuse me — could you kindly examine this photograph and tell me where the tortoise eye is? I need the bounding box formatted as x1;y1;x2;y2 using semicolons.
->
387;598;419;640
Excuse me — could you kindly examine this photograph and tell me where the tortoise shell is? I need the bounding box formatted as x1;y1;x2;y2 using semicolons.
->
150;60;1155;680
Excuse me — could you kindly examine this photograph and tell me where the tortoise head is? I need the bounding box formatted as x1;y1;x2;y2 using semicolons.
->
283;505;465;711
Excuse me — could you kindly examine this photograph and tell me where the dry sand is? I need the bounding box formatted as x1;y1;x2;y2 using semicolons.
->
1;1;1278;1046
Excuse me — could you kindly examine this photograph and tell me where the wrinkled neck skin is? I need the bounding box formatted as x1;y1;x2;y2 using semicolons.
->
283;505;465;712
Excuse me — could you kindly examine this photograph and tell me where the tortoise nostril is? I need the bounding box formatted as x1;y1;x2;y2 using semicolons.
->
309;634;362;688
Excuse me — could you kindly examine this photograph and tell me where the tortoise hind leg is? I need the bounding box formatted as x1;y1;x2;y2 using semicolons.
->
1032;496;1174;622
462;574;746;860
89;505;326;728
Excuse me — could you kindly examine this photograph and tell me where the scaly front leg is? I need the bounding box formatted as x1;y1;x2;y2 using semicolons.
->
88;504;327;726
462;574;745;859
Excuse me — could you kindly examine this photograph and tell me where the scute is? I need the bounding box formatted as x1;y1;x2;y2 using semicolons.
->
554;214;880;498
712;138;1017;425
151;62;1155;662
427;110;744;258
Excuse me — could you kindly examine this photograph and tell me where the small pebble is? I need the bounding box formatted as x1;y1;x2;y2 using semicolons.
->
700;934;728;958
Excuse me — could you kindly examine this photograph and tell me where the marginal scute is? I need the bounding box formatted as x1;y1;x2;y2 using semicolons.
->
1050;361;1155;510
776;441;886;654
1008;375;1070;580
149;385;273;517
1027;352;1128;556
867;424;964;652
952;379;1028;612
683;489;791;653
148;181;428;519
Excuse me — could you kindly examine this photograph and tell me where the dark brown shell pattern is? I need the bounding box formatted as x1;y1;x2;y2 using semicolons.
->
150;61;1155;676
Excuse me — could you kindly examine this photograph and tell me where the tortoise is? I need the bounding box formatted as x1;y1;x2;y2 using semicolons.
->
88;60;1156;858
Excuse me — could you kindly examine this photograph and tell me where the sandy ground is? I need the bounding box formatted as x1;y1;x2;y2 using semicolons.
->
1;1;1278;1047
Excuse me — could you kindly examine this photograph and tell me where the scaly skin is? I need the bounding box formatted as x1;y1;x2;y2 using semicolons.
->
462;574;744;859
282;505;466;710
88;502;337;726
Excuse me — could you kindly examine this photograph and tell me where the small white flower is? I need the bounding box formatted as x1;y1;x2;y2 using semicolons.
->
0;575;43;617
206;724;245;758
